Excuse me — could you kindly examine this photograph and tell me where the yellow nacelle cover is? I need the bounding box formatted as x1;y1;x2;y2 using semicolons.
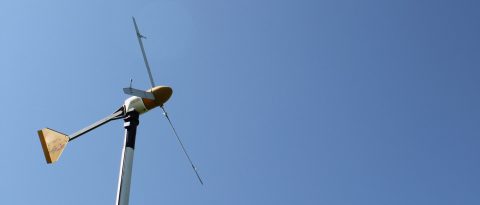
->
38;128;69;164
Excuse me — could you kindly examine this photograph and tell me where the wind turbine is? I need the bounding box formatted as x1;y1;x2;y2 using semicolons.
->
37;17;203;205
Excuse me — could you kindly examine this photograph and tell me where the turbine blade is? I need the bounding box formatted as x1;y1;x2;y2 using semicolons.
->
123;87;155;100
161;106;204;185
132;16;156;88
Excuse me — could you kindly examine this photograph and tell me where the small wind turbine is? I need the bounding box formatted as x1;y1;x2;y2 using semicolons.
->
37;17;203;205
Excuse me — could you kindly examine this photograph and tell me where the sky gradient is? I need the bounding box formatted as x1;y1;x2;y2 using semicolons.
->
1;0;479;204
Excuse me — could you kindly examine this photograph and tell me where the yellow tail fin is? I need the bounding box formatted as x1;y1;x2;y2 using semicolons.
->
38;128;69;164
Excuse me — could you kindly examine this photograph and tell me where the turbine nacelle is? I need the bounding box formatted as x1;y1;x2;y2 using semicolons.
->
124;86;173;114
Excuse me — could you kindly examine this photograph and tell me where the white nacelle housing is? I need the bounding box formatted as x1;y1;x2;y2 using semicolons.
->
124;96;148;114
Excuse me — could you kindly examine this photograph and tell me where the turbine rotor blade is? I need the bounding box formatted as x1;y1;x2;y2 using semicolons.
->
132;16;156;88
161;106;204;185
68;108;124;141
123;87;155;100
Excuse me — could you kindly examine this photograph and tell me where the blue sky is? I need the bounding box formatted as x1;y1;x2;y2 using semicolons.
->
1;0;479;204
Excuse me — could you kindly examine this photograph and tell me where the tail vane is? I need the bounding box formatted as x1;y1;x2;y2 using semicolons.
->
38;128;69;164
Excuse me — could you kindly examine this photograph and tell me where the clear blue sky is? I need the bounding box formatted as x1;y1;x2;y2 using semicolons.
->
1;0;479;204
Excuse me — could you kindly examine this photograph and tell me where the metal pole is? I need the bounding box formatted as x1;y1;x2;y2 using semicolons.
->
115;110;139;205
